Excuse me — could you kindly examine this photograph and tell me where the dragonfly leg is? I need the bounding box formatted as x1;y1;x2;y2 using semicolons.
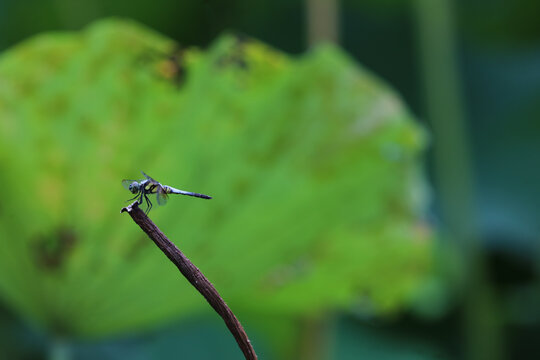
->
138;192;144;205
126;192;140;202
144;193;152;215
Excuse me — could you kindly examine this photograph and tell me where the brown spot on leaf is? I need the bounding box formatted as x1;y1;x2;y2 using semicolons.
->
33;227;77;271
215;34;250;70
156;46;187;87
135;44;188;87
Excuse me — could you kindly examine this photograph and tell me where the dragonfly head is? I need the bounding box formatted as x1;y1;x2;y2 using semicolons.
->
128;182;140;194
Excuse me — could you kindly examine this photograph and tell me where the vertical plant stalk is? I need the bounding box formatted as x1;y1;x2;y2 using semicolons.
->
121;202;257;360
306;0;339;47
414;0;475;244
414;1;503;360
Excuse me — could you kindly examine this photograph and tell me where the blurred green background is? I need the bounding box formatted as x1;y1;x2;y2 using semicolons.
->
0;1;539;359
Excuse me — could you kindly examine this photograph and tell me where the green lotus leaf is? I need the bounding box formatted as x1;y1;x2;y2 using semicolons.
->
0;18;432;338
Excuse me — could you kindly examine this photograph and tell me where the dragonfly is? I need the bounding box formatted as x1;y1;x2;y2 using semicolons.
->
122;171;211;214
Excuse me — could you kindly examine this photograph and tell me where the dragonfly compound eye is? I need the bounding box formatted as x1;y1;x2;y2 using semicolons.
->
129;182;139;194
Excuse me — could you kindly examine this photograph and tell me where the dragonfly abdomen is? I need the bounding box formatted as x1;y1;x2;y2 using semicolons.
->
167;186;212;199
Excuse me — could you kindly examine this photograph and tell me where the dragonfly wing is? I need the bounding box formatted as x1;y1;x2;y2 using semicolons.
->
141;171;160;185
156;186;169;206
